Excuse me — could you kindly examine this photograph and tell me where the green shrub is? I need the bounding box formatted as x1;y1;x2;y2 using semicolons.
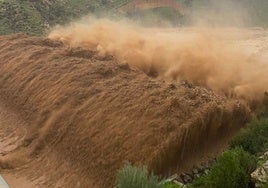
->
191;148;256;188
116;163;162;188
163;182;182;188
230;119;268;155
263;91;268;117
260;179;268;188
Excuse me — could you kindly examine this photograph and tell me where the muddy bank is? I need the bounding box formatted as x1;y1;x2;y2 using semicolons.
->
0;34;250;187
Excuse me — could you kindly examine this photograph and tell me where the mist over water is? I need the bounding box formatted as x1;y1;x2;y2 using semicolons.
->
49;18;268;103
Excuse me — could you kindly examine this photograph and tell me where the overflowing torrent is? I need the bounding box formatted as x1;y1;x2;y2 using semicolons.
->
49;20;268;101
0;20;267;188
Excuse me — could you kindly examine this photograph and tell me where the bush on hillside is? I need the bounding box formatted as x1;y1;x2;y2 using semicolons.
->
260;179;268;188
262;92;268;117
230;119;268;155
191;148;256;188
116;163;162;188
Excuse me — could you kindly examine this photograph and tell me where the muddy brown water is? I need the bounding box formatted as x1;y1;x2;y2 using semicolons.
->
0;27;267;187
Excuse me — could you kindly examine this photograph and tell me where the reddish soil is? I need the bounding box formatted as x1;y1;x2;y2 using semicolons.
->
0;34;250;187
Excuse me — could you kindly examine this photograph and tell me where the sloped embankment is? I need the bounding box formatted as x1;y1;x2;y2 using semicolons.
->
0;34;250;188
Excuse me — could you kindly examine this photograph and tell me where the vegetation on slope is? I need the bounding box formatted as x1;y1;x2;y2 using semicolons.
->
116;163;162;188
190;148;256;188
0;0;131;35
1;0;268;36
0;0;46;35
116;163;182;188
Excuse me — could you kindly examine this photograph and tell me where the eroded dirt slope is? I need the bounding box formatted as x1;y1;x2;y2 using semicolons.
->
0;34;250;187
